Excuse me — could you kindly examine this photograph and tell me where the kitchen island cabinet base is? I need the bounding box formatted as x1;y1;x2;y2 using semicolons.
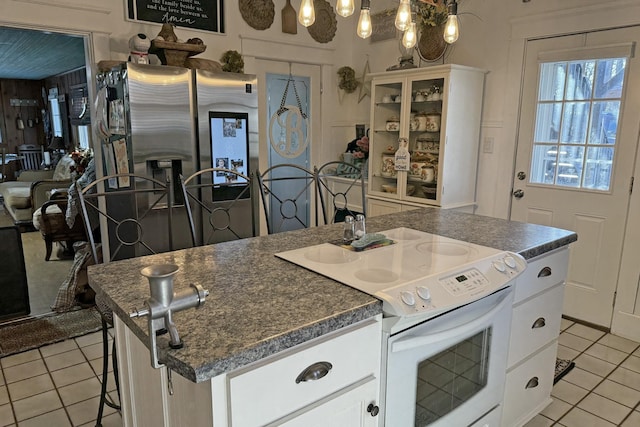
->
502;247;569;426
114;315;382;426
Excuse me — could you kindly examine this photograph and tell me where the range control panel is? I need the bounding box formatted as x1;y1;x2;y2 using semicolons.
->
378;252;527;319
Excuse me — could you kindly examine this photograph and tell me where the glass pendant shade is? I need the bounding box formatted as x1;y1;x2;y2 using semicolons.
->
336;0;355;17
402;22;417;49
357;8;372;38
395;0;412;31
299;0;316;27
444;14;459;43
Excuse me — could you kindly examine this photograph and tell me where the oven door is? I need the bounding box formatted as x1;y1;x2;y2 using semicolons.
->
383;286;513;427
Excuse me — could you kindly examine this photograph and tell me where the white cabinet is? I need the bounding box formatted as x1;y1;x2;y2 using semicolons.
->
114;315;382;427
502;248;569;427
227;317;381;426
367;65;485;211
279;378;378;427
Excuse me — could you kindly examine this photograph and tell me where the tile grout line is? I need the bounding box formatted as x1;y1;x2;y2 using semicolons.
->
39;344;76;426
0;333;111;426
0;354;19;427
552;326;640;426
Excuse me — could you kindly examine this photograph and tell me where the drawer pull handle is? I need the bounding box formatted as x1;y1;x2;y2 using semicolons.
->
526;377;539;389
532;317;546;329
296;361;333;384
538;266;552;278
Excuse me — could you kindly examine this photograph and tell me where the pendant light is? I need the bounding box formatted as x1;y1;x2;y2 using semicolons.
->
402;21;417;49
336;0;355;17
357;0;372;39
298;0;316;27
395;0;412;31
443;0;459;44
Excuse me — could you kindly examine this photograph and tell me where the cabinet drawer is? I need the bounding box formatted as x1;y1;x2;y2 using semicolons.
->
508;283;564;367
514;248;568;304
228;319;381;427
502;341;557;427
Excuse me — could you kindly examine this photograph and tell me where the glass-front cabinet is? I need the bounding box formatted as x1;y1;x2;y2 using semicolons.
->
367;65;486;215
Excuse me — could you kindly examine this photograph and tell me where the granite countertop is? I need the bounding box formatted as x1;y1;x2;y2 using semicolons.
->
87;208;577;383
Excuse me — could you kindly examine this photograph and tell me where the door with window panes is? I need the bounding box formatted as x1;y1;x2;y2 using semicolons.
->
510;28;640;327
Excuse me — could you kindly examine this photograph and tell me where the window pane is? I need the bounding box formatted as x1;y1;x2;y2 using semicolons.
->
556;146;584;188
589;101;619;145
415;329;490;425
534;103;561;143
530;57;625;193
538;62;566;101
530;144;557;184
561;102;590;143
595;58;626;99
565;61;595;100
583;147;613;190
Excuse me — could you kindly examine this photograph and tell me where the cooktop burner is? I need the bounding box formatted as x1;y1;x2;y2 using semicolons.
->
276;228;527;330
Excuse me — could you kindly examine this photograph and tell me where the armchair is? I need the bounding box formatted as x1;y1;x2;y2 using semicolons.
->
37;191;87;261
0;155;74;227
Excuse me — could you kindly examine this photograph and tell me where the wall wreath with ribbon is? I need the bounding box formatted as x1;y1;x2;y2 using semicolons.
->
269;77;310;159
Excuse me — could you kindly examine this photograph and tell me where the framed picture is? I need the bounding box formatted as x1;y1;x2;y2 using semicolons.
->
126;0;225;34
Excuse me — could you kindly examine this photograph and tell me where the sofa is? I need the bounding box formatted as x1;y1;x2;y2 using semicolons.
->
0;156;75;227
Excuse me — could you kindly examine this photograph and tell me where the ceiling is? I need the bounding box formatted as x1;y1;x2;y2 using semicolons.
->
0;26;86;80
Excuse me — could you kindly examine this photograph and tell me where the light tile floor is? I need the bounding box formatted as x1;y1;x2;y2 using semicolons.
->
525;318;640;427
0;330;122;427
2;319;640;426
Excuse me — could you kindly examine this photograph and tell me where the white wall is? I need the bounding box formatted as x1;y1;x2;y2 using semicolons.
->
3;0;638;219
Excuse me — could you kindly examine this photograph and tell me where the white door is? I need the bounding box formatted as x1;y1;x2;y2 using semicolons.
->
510;27;640;328
255;61;322;235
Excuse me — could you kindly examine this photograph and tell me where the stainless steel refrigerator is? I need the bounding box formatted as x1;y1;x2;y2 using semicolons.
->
96;63;258;255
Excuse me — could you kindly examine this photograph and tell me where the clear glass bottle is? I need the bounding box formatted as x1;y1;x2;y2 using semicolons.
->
343;215;355;242
354;214;366;239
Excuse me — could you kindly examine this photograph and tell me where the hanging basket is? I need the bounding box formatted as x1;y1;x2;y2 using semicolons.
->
417;24;448;62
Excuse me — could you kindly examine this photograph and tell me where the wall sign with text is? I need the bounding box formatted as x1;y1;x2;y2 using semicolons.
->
126;0;225;34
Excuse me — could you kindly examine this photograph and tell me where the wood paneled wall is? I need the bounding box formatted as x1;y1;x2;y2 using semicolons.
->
0;68;87;179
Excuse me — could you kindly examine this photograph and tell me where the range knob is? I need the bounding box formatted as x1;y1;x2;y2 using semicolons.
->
492;260;506;273
400;291;416;306
504;256;517;269
416;286;431;301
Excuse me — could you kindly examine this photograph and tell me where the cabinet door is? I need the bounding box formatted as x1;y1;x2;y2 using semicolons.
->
279;378;379;427
369;77;405;200
405;75;445;204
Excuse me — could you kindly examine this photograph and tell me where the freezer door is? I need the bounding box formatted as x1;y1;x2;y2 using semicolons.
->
126;63;197;250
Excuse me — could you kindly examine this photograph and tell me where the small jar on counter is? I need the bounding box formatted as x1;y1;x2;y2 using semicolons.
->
354;214;366;239
343;215;355;243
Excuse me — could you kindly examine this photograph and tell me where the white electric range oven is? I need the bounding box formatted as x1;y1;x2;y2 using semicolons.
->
276;227;527;427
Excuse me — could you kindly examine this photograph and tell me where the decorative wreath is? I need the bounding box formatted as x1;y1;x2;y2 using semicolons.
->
239;0;275;31
337;66;360;93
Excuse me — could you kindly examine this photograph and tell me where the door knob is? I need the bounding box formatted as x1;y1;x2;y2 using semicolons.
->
513;189;524;199
517;171;526;180
367;403;380;417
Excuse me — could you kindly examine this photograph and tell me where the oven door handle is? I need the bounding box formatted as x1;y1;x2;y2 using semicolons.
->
391;291;512;353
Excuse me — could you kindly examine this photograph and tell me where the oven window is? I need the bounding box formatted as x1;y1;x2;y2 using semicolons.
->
415;328;491;426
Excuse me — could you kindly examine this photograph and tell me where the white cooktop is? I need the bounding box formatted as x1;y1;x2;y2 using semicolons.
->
276;228;526;326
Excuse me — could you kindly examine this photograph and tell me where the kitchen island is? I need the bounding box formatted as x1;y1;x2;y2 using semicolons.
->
88;208;577;426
